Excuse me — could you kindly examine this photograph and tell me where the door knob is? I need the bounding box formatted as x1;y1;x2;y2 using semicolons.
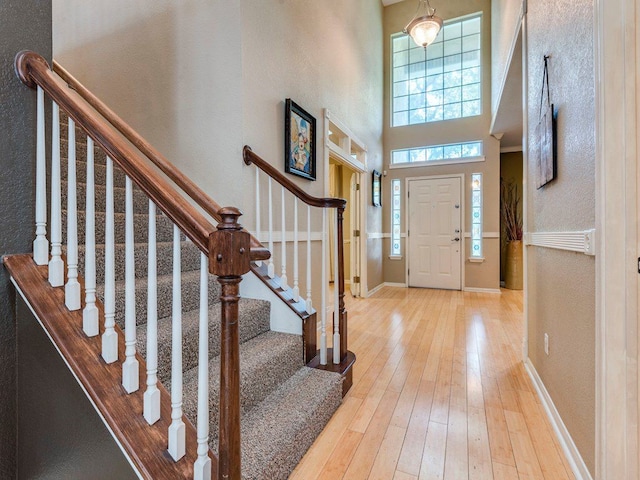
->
454;229;460;233
453;237;460;242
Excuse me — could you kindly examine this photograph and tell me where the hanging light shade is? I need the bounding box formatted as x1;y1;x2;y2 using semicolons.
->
403;0;443;48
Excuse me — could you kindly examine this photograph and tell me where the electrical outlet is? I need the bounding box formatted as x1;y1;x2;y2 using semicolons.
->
544;333;549;356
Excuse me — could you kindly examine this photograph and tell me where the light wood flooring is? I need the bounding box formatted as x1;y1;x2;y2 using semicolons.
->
290;287;574;480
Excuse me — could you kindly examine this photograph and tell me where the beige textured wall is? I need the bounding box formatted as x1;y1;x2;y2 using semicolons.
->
53;0;385;295
240;0;384;293
525;0;596;474
491;0;524;113
382;0;500;290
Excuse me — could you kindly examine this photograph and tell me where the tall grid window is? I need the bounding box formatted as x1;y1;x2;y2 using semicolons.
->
392;14;482;127
391;179;402;256
471;173;483;258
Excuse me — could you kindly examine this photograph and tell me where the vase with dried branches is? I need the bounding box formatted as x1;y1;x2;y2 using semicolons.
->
501;178;523;289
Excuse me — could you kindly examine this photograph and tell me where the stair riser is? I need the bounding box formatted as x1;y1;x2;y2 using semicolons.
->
63;211;175;245
77;240;201;283
62;159;127;189
60;138;108;166
63;181;150;215
181;333;302;439
97;271;222;330
137;299;271;382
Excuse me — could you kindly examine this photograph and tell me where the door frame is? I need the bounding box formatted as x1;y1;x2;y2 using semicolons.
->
405;174;466;290
594;0;640;477
323;109;368;297
349;172;361;297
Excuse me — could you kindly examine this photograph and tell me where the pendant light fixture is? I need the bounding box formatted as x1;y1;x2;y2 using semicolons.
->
403;0;443;49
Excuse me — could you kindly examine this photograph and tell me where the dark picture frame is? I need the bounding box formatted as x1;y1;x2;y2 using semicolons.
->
372;170;382;207
284;98;316;181
534;103;557;189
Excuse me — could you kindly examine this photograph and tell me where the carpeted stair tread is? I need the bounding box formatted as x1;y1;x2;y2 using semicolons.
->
179;331;303;438
235;367;343;480
63;180;150;215
97;269;222;329
78;239;200;283
64;210;175;244
137;298;271;380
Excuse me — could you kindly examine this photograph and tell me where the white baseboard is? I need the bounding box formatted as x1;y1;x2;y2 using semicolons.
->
367;283;385;296
525;359;593;480
366;282;407;297
463;287;502;294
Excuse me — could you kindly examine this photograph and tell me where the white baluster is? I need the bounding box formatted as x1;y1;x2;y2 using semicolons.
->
168;225;186;461
144;201;160;424
194;254;211;480
333;209;341;365
65;118;81;310
320;209;327;366
102;156;118;364
255;169;262;266
122;176;139;393
83;137;99;336
33;86;48;265
267;178;275;278
293;198;300;302
280;186;288;290
306;205;313;313
48;102;63;286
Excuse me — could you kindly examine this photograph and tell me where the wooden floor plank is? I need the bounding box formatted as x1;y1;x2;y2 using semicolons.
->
368;425;407;480
419;421;448;480
343;389;401;479
294;287;575;480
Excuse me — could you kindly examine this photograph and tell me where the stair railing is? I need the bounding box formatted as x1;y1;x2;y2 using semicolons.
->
53;58;348;369
243;146;353;376
16;50;268;480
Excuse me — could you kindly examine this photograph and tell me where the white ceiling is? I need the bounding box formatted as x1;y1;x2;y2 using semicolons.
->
381;0;405;6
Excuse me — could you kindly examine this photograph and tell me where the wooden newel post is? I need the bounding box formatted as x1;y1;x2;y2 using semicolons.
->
336;205;348;362
209;207;251;480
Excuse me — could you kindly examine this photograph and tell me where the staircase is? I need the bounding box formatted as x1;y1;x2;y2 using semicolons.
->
6;51;356;479
57;119;343;479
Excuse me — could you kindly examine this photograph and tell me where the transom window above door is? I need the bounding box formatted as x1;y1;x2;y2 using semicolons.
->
391;13;482;127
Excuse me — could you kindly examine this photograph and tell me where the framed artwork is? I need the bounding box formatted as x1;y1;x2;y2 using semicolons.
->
372;170;382;207
535;103;557;189
285;98;316;181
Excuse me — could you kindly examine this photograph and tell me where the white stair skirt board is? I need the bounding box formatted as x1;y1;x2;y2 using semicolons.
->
239;270;303;336
9;279;144;480
525;359;593;480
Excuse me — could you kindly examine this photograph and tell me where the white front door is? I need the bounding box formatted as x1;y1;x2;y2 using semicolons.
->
408;177;462;290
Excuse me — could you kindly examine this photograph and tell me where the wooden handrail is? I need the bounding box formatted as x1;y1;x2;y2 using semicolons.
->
243;145;349;365
51;59;268;260
243;146;347;210
16;51;214;255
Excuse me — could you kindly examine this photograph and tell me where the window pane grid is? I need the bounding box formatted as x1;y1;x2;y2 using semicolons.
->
391;141;483;165
392;14;482;127
391;180;402;256
471;173;483;258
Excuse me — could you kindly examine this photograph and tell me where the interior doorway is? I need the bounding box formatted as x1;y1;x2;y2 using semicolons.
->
329;158;361;296
323;109;367;298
